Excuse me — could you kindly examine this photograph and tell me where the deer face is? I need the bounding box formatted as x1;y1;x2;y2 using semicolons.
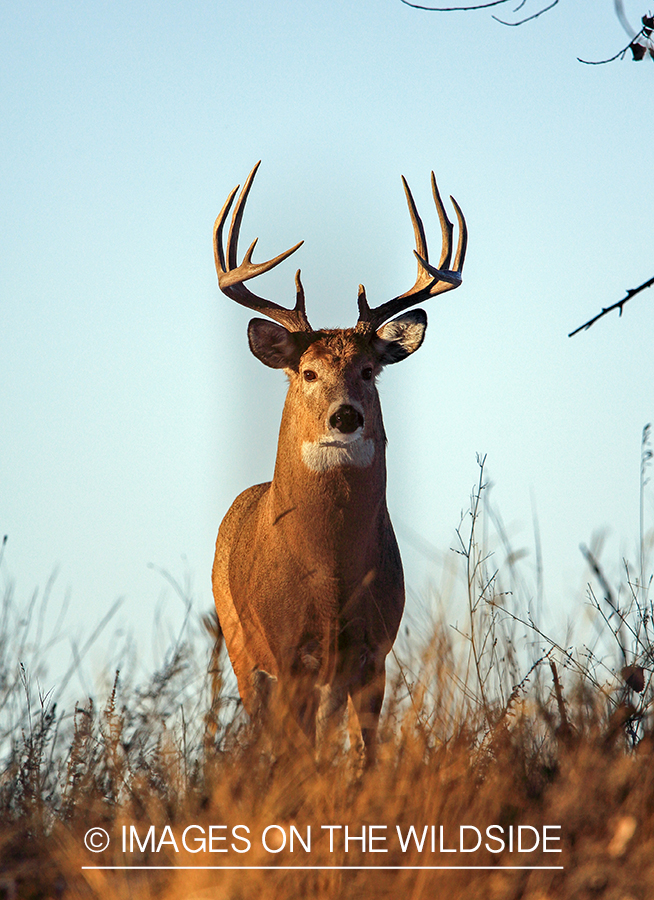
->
247;310;428;472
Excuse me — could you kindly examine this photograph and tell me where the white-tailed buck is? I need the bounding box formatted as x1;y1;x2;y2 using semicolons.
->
212;162;466;763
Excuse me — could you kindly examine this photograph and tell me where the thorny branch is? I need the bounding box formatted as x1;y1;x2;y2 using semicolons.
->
568;275;654;337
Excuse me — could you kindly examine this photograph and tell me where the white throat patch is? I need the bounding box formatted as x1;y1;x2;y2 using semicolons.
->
301;436;375;473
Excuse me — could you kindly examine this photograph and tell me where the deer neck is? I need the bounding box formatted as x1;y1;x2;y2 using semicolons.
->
268;394;389;545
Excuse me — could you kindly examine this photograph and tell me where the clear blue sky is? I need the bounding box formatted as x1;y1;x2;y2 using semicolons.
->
1;1;652;692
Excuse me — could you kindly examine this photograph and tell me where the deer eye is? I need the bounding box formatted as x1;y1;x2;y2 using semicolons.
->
361;366;373;381
303;369;317;382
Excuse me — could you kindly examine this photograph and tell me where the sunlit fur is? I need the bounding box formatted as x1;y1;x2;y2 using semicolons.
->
213;318;426;765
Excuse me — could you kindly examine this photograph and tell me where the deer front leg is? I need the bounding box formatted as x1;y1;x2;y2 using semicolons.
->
350;666;386;767
315;683;348;764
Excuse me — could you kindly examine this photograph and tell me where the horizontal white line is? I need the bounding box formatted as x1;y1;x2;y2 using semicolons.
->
82;865;564;871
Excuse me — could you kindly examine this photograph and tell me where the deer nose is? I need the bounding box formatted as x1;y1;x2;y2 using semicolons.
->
329;405;364;434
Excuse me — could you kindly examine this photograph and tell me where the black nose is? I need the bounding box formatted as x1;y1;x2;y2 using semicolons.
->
329;405;364;434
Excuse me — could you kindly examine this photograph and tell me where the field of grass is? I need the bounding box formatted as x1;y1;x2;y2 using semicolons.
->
2;452;653;900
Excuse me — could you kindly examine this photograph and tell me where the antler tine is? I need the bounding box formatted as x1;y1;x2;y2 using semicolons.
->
430;171;453;271
402;175;429;269
356;172;467;333
417;184;467;283
451;195;468;275
214;162;312;333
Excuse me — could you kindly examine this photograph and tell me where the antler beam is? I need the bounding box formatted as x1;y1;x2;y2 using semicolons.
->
356;172;467;333
214;161;312;333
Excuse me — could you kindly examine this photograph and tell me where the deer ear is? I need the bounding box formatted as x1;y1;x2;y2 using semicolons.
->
247;318;307;369
372;309;427;366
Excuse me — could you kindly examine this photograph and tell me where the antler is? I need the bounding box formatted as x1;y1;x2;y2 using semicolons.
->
356;172;467;333
214;161;312;333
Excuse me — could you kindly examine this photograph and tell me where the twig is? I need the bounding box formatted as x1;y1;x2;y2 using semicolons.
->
577;37;633;65
493;0;558;26
400;0;512;11
550;659;572;739
580;545;631;667
577;22;647;66
399;0;557;21
568;274;654;337
58;597;124;697
490;601;610;698
640;424;652;602
464;455;492;720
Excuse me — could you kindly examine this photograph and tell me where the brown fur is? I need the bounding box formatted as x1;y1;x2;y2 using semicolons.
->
212;326;420;763
212;166;465;764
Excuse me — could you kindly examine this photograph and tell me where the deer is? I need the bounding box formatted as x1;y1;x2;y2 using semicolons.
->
211;162;466;765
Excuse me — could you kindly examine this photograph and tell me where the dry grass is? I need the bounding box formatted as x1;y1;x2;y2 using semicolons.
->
2;451;653;899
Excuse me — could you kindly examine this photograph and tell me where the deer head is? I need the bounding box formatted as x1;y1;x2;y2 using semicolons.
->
214;162;466;478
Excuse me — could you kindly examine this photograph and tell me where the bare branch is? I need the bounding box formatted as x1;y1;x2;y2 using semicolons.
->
578;21;652;65
568;275;654;337
400;0;511;11
400;0;558;24
401;0;652;57
493;0;558;26
577;38;633;64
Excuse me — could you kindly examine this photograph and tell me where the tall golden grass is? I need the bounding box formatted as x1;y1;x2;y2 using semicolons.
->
2;450;653;899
